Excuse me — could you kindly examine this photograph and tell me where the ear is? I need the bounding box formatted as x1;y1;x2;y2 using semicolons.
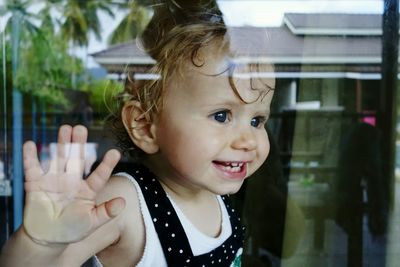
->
122;101;159;154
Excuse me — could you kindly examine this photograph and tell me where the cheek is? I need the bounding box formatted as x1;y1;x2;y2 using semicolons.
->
257;132;271;163
176;127;222;161
157;121;204;161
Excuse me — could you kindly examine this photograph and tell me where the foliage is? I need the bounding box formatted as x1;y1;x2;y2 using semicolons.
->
2;0;112;108
14;15;84;109
55;0;115;47
84;79;124;115
2;0;149;109
108;0;151;45
1;0;41;37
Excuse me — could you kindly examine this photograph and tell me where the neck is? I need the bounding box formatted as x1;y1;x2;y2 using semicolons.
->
142;157;214;202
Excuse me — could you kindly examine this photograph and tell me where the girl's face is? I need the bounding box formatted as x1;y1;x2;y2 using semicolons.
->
148;45;275;196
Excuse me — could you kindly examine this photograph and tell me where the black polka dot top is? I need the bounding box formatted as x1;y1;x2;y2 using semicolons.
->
117;163;245;267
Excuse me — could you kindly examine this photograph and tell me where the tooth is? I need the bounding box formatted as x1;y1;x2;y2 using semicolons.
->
220;163;244;173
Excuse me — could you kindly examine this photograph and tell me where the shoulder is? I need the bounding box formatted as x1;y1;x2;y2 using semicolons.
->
95;174;146;266
95;174;142;234
97;174;140;207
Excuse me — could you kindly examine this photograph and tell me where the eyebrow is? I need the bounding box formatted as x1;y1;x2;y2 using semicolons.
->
203;99;271;114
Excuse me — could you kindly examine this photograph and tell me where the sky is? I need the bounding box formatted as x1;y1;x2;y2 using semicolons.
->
218;0;383;26
80;0;384;67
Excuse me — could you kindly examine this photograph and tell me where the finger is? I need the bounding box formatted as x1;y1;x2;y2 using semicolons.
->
57;124;73;158
65;126;88;174
91;197;126;229
65;143;85;174
86;149;121;193
72;125;88;148
49;125;73;173
23;141;44;181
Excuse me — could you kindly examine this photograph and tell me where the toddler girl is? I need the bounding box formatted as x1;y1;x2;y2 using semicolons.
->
0;1;275;266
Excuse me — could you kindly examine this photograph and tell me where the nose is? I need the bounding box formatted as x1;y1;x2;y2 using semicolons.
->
231;127;257;151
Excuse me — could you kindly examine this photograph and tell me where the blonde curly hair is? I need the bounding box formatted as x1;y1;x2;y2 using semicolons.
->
109;0;273;159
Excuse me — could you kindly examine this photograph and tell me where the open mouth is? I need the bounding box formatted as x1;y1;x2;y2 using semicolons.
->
212;161;247;179
213;161;244;173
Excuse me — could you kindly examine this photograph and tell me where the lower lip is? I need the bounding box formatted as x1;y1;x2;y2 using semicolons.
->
212;162;247;180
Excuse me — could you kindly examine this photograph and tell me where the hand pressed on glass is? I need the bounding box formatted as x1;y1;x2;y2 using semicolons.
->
22;125;125;245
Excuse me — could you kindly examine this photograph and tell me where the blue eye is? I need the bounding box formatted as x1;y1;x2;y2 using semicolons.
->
251;116;265;128
213;111;229;123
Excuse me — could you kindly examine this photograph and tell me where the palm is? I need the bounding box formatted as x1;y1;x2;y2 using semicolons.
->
23;125;124;244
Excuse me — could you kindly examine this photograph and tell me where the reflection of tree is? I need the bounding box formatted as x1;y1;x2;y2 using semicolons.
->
3;0;145;107
88;79;124;116
15;16;82;107
2;0;89;106
55;0;115;86
56;0;115;47
109;0;151;45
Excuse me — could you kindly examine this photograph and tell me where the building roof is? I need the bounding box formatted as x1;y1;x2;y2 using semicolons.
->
91;13;392;76
228;26;381;63
92;39;154;65
283;13;390;35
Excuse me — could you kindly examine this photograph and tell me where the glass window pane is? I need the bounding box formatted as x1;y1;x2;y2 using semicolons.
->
1;1;399;267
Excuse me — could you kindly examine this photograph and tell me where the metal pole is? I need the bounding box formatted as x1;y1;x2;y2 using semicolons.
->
11;9;24;231
380;0;399;211
1;5;10;240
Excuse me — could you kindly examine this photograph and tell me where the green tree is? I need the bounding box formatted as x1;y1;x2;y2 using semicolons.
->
1;0;41;37
86;79;124;116
52;0;115;86
55;0;115;47
109;0;151;45
0;1;85;108
15;21;84;109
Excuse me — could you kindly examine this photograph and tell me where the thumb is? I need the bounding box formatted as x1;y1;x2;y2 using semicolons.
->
105;197;126;217
91;197;126;228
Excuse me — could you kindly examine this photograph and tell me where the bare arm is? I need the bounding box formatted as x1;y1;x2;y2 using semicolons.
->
0;125;125;267
0;227;67;267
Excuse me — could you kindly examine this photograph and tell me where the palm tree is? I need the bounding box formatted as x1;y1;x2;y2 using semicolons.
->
108;0;151;45
57;0;114;47
54;0;115;86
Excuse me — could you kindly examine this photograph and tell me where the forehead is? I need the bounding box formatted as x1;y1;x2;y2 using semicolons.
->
171;43;275;104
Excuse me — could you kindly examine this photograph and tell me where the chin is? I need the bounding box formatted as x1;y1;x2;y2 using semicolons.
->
212;182;244;196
